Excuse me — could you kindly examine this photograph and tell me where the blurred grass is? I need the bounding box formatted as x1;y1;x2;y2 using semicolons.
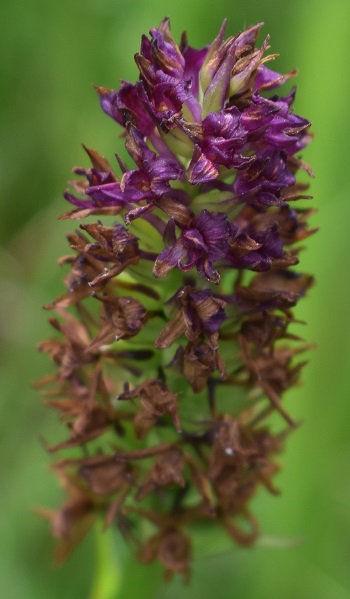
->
1;0;350;597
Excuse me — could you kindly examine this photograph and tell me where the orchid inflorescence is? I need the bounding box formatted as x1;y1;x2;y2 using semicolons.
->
37;18;315;581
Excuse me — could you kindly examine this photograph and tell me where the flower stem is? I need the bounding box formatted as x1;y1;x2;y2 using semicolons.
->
89;524;122;599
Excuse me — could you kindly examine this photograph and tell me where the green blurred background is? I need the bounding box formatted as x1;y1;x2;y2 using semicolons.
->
1;0;349;597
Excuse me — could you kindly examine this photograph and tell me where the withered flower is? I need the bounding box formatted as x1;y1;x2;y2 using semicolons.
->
155;286;226;350
138;525;192;582
38;18;315;582
118;378;182;438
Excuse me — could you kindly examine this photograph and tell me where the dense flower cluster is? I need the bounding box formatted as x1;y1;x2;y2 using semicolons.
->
38;18;315;580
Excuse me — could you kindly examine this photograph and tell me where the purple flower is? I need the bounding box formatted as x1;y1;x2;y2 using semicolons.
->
241;91;311;153
185;107;252;184
227;224;285;271
134;18;206;128
65;124;185;222
234;149;296;207
155;287;227;350
153;210;233;283
40;18;315;580
97;82;156;137
121;124;184;221
96;20;207;143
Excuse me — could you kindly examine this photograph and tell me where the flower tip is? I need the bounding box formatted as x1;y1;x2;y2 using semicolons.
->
93;84;110;95
160;15;171;27
152;260;169;279
218;18;227;39
172;416;182;433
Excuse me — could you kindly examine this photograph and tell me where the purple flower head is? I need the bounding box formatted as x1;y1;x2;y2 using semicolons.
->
41;18;315;581
93;18;310;197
